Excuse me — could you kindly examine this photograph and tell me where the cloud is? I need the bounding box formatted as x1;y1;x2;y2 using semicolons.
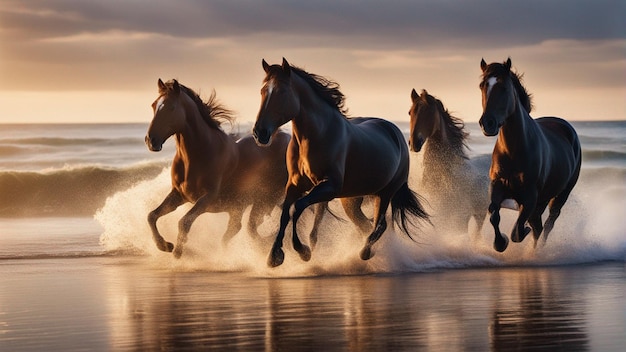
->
0;0;624;122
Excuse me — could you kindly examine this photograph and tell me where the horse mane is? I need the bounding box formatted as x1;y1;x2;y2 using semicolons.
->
437;99;469;157
164;80;235;129
288;66;349;116
481;63;534;113
424;92;469;158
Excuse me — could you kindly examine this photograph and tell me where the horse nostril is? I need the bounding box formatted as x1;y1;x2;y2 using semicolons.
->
485;119;496;130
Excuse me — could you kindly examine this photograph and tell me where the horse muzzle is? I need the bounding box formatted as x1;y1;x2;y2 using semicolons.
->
409;135;425;152
252;126;273;147
479;115;500;137
145;135;163;152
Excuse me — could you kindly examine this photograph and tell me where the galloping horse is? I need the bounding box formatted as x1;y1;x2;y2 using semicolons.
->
145;79;290;258
253;58;428;267
409;89;489;235
478;58;581;252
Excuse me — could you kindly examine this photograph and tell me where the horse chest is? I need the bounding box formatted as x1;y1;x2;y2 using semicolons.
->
295;141;333;185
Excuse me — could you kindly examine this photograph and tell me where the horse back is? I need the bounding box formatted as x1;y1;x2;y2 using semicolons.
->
536;117;582;193
340;117;410;195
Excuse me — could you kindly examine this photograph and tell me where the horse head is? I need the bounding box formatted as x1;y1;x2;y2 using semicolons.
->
409;88;445;152
146;79;187;152
253;58;299;146
479;58;517;137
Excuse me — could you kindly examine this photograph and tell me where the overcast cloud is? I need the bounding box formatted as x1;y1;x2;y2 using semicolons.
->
0;0;624;122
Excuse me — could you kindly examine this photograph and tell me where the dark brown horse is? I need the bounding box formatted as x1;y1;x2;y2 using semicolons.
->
145;79;290;258
409;89;489;235
478;58;581;252
253;58;428;267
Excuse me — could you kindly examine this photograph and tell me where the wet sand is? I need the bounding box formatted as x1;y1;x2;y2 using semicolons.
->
1;256;624;351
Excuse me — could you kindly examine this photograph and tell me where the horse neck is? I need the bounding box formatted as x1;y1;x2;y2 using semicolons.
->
290;75;346;141
175;95;230;161
497;97;538;155
424;116;465;162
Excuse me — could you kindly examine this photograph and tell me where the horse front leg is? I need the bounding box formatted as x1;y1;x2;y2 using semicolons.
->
511;191;537;243
488;182;509;252
291;180;340;262
268;184;301;267
148;189;184;252
173;195;214;258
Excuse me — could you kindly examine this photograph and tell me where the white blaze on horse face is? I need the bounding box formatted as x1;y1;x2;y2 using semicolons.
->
156;96;166;112
486;76;497;98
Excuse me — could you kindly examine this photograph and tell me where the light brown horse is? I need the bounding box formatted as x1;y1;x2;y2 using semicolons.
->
253;58;428;267
479;58;581;252
145;79;290;258
409;89;489;235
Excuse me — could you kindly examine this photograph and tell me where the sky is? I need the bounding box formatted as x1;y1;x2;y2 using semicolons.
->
0;0;624;124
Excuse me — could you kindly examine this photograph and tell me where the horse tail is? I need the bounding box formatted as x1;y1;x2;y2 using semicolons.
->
391;182;429;240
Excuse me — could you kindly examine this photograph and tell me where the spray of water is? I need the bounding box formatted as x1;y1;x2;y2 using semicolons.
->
96;161;626;276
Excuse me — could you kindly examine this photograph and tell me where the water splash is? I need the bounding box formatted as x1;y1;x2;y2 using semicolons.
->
96;163;626;276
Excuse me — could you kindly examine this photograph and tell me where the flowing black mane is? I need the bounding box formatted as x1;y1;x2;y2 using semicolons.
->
165;80;235;129
434;97;469;157
289;66;349;116
481;63;534;113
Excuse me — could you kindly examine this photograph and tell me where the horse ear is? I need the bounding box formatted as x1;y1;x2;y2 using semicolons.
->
262;59;270;73
158;78;166;91
411;88;419;102
505;57;512;70
480;58;487;72
281;57;291;77
171;79;181;95
420;89;429;103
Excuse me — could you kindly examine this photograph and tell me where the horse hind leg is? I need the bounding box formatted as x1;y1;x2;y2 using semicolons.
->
528;200;548;248
341;197;372;234
360;196;389;261
246;201;275;239
542;189;573;245
308;202;327;250
221;208;244;246
470;209;486;239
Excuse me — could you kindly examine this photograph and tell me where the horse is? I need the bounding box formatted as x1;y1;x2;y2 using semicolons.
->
145;79;290;258
478;58;582;252
408;88;490;235
252;58;428;267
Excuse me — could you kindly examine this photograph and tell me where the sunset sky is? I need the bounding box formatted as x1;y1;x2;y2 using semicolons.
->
1;0;624;124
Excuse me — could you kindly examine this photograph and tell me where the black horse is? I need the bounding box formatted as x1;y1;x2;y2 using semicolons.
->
478;58;581;252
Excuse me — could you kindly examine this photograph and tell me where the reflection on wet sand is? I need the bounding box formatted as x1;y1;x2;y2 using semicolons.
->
489;269;589;351
98;261;616;351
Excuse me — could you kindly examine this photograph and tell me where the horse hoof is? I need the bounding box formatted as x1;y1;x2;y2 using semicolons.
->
298;245;312;262
173;247;183;259
494;234;509;253
157;241;174;252
360;246;373;260
268;248;285;268
513;227;532;243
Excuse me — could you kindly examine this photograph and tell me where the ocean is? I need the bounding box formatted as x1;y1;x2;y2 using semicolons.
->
0;121;624;350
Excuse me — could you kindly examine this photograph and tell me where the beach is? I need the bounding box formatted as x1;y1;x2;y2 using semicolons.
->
0;122;625;351
1;253;624;351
